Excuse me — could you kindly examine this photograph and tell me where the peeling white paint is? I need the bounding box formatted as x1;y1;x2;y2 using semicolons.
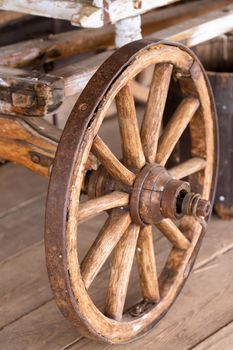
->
115;15;142;48
0;0;83;21
0;0;180;28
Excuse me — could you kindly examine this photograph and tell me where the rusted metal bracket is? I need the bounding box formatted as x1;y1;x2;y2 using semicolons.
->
0;67;64;117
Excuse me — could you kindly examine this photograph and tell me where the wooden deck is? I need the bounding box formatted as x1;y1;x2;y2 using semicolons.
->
1;113;233;349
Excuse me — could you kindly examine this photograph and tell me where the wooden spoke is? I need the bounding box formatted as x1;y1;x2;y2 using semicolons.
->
115;82;145;169
92;135;136;186
141;63;173;163
169;157;207;179
156;97;200;166
156;219;190;250
81;209;131;289
131;80;149;103
78;191;129;223
105;223;140;321
136;226;160;302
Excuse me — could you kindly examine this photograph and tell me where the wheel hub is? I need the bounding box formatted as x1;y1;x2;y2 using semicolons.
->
87;163;211;226
130;163;210;226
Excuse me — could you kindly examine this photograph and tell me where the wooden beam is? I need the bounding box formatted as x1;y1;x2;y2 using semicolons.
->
0;0;230;68
0;10;27;27
57;3;233;98
0;115;56;176
0;67;64;117
148;4;233;47
1;2;233;117
0;0;181;28
0;1;89;23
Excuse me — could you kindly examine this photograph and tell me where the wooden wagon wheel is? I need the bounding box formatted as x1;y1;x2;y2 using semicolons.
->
45;40;218;344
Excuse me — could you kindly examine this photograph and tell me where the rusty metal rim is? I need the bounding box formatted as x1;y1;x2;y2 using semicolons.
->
45;39;219;343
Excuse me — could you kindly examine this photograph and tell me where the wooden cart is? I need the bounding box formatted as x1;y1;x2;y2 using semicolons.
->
0;0;232;344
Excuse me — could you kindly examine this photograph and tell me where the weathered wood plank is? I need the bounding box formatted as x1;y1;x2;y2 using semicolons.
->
192;322;233;350
0;26;113;68
0;163;47;216
0;242;51;330
0;0;230;68
0;196;45;263
54;4;233;98
0;116;57;175
0;209;106;330
0;11;26;27
1;216;233;349
0;300;79;350
0;0;181;28
1;2;233;118
148;4;233;47
0;1;88;23
0;68;64;117
0;11;66;47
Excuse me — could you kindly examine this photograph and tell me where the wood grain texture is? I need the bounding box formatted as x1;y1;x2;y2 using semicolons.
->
0;0;230;68
193;322;233;350
0;11;26;27
0;116;56;177
0;163;47;216
0;196;45;263
116;82;145;169
168;157;206;180
81;209;131;289
60;2;233;99
78;192;129;223
141;63;173;163
95;243;233;350
0;0;180;28
136;225;160;302
92;135;136;186
105;224;140;321
156;219;190;250
156;97;200;166
0;1;231;120
149;4;233;48
131;79;149;104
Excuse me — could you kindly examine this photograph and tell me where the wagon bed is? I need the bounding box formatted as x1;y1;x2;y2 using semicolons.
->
0;0;181;27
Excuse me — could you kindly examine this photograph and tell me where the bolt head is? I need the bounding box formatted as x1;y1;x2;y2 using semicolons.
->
31;154;40;164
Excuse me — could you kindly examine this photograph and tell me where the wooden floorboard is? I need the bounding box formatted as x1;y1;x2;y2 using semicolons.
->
0;163;47;217
192;322;233;350
0;195;46;263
